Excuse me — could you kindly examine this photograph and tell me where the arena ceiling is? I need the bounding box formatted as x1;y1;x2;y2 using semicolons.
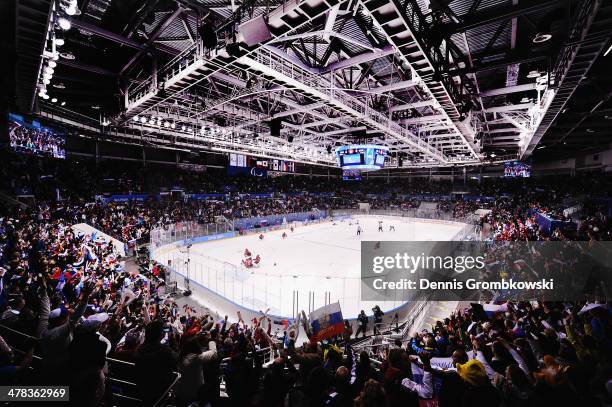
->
11;0;612;167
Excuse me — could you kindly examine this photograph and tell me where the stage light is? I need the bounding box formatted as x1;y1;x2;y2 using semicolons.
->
61;101;66;106
527;70;540;79
65;5;78;16
48;60;57;68
45;66;54;74
133;115;139;122
140;116;147;123
171;122;176;129
42;94;50;100
164;121;170;128
51;98;57;103
532;32;552;44
43;78;50;85
55;38;65;46
58;17;71;31
181;125;186;131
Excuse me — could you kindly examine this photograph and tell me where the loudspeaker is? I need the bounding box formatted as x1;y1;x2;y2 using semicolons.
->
398;157;403;167
352;129;367;139
288;135;294;143
270;118;282;136
199;23;218;50
238;15;272;46
226;42;242;57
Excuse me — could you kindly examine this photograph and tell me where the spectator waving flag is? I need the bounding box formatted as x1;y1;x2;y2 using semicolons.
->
309;302;344;342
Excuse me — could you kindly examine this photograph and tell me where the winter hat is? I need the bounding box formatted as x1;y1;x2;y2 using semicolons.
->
456;359;489;387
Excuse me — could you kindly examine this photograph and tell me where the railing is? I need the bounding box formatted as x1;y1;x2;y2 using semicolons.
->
0;323;180;406
150;221;234;248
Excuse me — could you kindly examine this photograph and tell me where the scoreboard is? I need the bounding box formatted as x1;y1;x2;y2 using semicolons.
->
335;145;389;170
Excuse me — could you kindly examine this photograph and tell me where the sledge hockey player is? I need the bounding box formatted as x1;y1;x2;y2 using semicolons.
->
282;232;287;239
389;224;395;231
244;248;252;257
259;233;264;240
290;226;294;232
378;220;383;232
254;254;261;265
242;257;253;268
356;225;362;236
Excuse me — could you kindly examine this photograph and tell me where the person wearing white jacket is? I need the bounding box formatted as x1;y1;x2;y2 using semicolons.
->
175;335;218;406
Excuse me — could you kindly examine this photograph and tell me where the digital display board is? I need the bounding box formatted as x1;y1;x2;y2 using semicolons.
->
8;113;66;159
504;161;531;178
342;170;362;181
335;144;389;170
341;154;363;165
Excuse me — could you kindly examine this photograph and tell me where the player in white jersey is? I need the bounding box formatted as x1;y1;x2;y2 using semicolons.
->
378;220;383;232
356;225;362;236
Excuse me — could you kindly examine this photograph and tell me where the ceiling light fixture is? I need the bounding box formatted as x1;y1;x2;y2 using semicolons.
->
51;98;57;103
57;17;71;31
532;32;552;43
605;43;612;57
48;60;57;68
61;101;66;106
55;38;65;47
526;70;540;79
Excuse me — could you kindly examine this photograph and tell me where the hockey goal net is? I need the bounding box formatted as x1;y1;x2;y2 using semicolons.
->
358;202;370;214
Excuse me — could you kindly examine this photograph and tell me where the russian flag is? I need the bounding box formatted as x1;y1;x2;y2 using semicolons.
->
309;302;344;342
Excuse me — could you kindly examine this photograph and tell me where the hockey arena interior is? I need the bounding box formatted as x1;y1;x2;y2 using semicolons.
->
1;0;612;406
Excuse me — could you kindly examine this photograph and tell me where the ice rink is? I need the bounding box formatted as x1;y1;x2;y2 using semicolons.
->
160;216;467;318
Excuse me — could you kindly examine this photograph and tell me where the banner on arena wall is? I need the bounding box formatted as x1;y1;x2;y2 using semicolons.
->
361;241;612;302
72;223;126;256
227;165;267;177
188;193;228;200
105;194;151;202
309;302;344;342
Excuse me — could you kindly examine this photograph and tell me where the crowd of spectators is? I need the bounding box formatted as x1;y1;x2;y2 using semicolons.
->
1;151;612;406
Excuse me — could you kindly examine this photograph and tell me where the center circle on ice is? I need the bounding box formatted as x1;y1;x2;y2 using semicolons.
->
154;215;468;318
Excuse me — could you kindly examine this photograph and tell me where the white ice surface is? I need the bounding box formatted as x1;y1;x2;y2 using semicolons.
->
164;216;466;318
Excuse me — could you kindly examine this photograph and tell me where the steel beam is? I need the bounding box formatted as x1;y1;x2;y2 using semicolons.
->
480;103;533;113
440;0;560;34
479;83;537;97
389;100;437;113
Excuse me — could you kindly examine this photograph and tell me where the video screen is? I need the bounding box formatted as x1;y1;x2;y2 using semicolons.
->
504;161;531;178
9;113;66;159
342;170;362;181
341;154;363;166
336;144;389;170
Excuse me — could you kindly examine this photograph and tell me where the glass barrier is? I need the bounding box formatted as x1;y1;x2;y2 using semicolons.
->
151;211;480;319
